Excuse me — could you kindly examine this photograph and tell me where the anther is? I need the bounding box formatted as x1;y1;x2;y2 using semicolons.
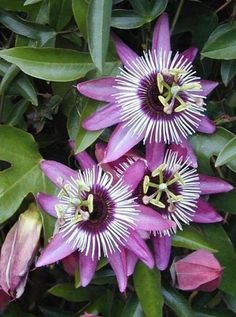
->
143;175;150;194
157;73;164;94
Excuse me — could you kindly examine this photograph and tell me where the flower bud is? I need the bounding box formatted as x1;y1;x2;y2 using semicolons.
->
0;204;42;298
81;313;101;317
171;249;223;292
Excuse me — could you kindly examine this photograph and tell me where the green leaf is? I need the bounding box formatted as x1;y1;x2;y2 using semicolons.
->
0;47;94;82
0;60;38;106
0;9;56;46
2;98;28;126
0;125;54;223
202;23;236;60
202;224;236;295
223;293;236;313
134;262;163;317
72;0;89;40
149;0;167;20
24;0;43;5
194;309;236;317
210;191;236;215
128;0;167;20
49;0;72;31
75;99;104;153
215;136;236;168
48;283;103;302
111;10;146;29
172;225;218;252
221;60;236;86
0;0;26;12
0;64;20;95
121;295;143;317
190;127;236;174
162;284;194;317
87;0;112;71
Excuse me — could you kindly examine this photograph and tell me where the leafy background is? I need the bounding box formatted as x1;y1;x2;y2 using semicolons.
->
0;0;236;316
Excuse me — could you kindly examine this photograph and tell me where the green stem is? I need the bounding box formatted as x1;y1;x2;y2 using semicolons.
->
170;0;185;34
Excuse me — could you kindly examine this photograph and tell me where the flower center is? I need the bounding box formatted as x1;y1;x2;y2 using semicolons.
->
156;70;202;115
142;163;184;213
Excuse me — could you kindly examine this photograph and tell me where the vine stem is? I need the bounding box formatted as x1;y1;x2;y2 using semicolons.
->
170;0;185;34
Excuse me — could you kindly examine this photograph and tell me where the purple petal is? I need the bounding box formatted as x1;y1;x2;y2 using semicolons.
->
77;77;117;102
146;139;165;172
137;205;176;232
122;159;146;191
37;193;58;218
108;248;127;292
82;103;122;131
152;13;171;55
102;123;145;163
40;160;78;188
126;251;138;276
112;33;139;68
74;151;97;170
126;231;154;269
200;80;219;97
79;252;98;287
62;252;80;275
199;175;233;195
36;233;74;267
179;137;198;168
192;198;223;223
152;235;172;271
179;47;198;63
196;116;216;134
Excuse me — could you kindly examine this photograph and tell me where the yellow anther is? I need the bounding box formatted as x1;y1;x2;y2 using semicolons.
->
55;204;64;219
152;163;167;177
158;95;168;107
143;175;150;194
71;214;83;224
150;199;165;208
87;194;94;213
180;82;202;91
77;180;90;192
157;73;164;93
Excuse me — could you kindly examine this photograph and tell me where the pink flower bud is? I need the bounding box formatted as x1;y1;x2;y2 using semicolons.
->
0;204;42;298
81;313;101;317
171;249;223;292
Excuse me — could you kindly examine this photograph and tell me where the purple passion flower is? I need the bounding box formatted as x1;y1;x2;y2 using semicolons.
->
77;13;218;164
139;144;233;270
36;152;174;292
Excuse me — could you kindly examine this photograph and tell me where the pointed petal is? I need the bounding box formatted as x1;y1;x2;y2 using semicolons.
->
122;159;146;191
74;151;97;170
179;47;198;63
79;252;98;287
152;13;171;54
77;77;117;102
146;139;165;172
200;80;218;97
192;198;223;223
108;249;127;292
137;205;176;232
126;251;138;276
40;160;78;188
62;252;80;275
37;193;58;218
199;175;233;195
196;116;216;134
83;103;122;131
153;235;172;271
103;123;145;163
36;233;74;267
112;33;139;68
126;231;154;269
179;137;198;168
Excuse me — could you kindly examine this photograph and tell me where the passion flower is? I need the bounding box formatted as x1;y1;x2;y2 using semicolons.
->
77;13;218;165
